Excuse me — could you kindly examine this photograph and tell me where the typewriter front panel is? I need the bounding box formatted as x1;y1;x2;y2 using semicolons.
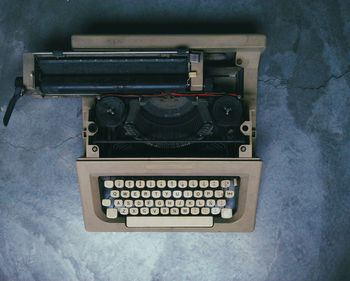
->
77;159;261;232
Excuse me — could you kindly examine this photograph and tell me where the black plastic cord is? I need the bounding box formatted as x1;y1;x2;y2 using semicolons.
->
3;77;25;126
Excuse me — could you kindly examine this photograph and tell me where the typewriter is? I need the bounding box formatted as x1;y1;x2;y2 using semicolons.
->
4;35;266;231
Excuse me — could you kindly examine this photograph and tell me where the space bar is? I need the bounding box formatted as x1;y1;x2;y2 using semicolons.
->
126;216;213;228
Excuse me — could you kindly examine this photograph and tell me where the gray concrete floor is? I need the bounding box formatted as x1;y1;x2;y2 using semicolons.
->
1;1;350;281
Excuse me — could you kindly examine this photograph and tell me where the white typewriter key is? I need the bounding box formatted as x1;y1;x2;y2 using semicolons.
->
106;208;118;219
210;180;219;188
165;200;175;207
196;199;205;207
121;190;130;198
206;199;216;207
146;180;156;188
145;199;154;207
233;178;239;186
167;180;177;188
131;190;140;199
119;208;129;215
114;200;123;208
173;190;182;199
194;190;203;198
183;190;193;198
160;207;169;215
155;200;164;207
102;199;111;207
130;208;139;215
140;208;149;215
225;190;235;198
136;180;145;188
211;207;221;215
135;200;144;207
191;207;200;215
175;200;185;207
189;180;198;188
217;199;226;207
178;180;187;188
199;180;209;188
156;180;166;188
110;190;120;198
221;180;231;188
104;180;114;189
150;208;159;215
170;208;179;215
162;190;172;198
141;190;151;198
214;190;224;198
221;208;233;219
152;190;161;199
201;207;210;215
115;179;124;188
125;180;134;188
181;207;190;215
124;200;133;208
204;190;214;198
185;200;195;207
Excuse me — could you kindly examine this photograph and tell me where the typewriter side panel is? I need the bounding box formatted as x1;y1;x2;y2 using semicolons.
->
71;34;266;51
76;160;261;232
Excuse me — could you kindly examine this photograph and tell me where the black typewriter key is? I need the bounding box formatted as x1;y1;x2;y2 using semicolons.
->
95;96;126;128
212;96;243;127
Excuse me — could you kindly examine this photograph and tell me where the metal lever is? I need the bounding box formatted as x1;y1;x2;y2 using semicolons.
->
3;77;25;126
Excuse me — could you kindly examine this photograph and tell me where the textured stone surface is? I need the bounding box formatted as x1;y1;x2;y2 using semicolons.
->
0;1;350;280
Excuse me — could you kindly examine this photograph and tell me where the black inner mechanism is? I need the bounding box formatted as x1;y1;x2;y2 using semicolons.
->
90;94;247;157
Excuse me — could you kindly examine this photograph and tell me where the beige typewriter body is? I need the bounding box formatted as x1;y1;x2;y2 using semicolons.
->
23;35;266;232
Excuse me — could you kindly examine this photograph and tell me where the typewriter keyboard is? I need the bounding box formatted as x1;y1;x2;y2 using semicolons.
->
99;176;239;227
